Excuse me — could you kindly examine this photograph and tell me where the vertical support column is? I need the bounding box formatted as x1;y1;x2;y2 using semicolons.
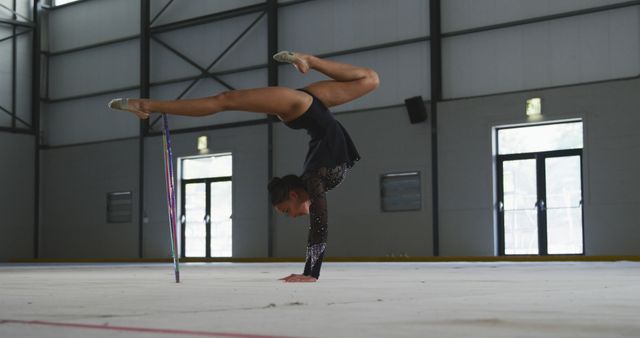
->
429;0;442;256
139;0;151;258
32;0;41;258
266;0;278;257
11;0;17;129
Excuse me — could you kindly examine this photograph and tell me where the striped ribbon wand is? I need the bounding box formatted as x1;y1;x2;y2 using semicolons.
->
161;113;180;283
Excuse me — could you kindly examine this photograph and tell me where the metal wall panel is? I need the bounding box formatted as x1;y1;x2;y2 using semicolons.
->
47;0;139;52
15;0;32;21
279;42;430;112
0;133;34;261
0;0;31;20
0;111;9;126
43;90;140;146
48;39;139;99
279;0;429;55
442;0;632;33
0;27;11;122
443;7;640;99
150;0;263;27
150;13;266;83
16;32;31;125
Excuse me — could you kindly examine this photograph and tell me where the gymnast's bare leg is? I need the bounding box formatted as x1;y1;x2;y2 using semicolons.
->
108;51;379;121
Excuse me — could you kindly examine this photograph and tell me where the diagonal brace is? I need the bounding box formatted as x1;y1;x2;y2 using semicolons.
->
149;11;266;129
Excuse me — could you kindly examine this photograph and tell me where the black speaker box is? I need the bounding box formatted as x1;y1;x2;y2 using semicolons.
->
404;96;427;124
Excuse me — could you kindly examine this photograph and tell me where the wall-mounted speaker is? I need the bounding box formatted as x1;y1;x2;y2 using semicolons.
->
404;96;427;124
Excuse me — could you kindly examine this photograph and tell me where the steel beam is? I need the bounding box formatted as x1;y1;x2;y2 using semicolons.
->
443;0;640;38
149;0;174;26
150;3;267;34
146;119;269;137
0;18;34;28
266;0;277;258
139;0;150;259
429;0;441;257
32;0;41;259
44;35;139;57
0;104;31;128
0;28;31;44
11;0;17;130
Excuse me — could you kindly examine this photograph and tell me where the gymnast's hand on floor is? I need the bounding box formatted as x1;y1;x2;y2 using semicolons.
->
279;274;317;283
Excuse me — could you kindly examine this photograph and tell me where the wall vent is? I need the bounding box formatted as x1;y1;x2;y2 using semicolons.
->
107;191;132;223
380;172;422;212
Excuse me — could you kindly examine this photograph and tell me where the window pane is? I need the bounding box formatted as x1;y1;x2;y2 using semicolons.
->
546;156;583;254
55;0;81;6
502;159;538;255
502;160;536;211
182;153;232;179
504;210;538;255
546;156;582;208
185;183;206;258
498;122;583;155
210;181;232;257
547;209;583;255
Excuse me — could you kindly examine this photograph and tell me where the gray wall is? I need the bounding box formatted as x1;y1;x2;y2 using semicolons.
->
0;133;34;261
40;139;139;258
438;77;640;256
14;0;639;261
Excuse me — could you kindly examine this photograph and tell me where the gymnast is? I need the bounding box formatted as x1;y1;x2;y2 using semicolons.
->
108;51;379;282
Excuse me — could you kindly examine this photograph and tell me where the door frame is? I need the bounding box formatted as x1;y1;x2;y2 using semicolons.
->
496;149;584;256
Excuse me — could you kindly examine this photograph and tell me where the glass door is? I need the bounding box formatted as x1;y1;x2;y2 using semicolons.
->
210;181;232;257
545;155;583;254
500;159;539;255
183;183;206;258
497;151;584;255
180;153;233;258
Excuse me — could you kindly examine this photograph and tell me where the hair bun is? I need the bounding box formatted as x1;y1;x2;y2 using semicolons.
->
268;176;282;192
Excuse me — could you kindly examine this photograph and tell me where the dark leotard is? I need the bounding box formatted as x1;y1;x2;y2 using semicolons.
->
283;89;360;279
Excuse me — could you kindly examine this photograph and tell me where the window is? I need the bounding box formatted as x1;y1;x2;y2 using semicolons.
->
54;0;82;6
498;121;583;155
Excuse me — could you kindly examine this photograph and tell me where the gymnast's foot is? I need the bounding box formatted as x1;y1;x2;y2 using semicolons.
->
108;98;150;119
273;51;310;74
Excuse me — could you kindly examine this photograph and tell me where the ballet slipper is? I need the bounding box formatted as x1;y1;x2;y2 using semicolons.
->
108;98;149;119
108;98;129;111
273;50;309;73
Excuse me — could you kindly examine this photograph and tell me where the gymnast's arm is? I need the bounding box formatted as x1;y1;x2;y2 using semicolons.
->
302;176;328;279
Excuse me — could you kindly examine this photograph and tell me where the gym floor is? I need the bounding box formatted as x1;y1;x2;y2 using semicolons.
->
1;261;639;338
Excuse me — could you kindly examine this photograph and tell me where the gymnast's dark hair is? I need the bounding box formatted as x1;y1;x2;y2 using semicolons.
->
268;175;305;205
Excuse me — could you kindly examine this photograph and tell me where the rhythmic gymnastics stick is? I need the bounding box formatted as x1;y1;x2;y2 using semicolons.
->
161;113;180;283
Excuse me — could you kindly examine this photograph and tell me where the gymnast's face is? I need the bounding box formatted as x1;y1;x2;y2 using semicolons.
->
275;190;310;218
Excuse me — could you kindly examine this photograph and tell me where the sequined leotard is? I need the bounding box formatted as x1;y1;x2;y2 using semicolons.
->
283;89;360;279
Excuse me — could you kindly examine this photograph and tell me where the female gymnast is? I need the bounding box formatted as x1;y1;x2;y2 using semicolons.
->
108;51;379;282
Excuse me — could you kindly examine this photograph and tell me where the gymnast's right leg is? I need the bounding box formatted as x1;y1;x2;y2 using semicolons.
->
108;86;311;122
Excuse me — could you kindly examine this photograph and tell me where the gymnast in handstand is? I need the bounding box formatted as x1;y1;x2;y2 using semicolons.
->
108;51;379;282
